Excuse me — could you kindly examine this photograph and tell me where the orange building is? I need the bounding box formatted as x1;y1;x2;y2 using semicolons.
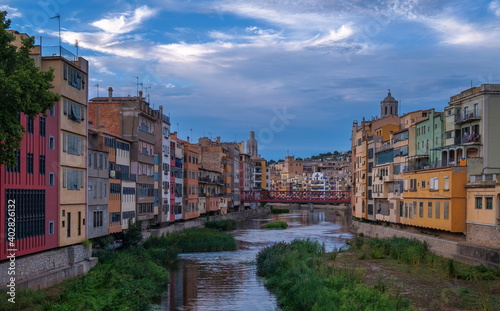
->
402;166;467;232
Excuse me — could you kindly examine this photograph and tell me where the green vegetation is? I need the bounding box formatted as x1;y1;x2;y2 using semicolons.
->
261;221;288;230
270;207;289;214
205;219;237;231
257;239;412;311
143;228;237;253
0;11;60;166
0;227;237;310
339;236;500;310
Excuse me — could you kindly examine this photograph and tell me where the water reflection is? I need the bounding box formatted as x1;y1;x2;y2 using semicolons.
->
161;208;352;311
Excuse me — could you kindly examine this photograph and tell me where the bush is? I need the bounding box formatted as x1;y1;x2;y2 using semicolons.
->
158;228;237;252
205;219;237;231
270;207;290;214
261;221;288;229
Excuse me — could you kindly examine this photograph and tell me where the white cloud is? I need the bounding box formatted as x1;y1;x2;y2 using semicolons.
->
489;1;500;17
0;5;22;18
91;5;157;34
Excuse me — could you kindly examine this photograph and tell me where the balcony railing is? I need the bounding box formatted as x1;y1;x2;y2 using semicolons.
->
376;144;394;153
455;112;481;124
42;46;77;62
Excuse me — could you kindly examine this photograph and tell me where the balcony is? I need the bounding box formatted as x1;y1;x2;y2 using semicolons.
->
138;152;155;164
376;144;393;153
455;112;481;124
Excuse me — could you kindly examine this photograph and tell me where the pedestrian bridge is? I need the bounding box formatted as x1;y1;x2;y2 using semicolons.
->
241;190;350;204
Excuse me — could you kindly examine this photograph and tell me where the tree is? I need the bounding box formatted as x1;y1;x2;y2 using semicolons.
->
0;11;60;166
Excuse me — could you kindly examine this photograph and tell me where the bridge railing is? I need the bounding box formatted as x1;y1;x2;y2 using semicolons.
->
241;190;350;204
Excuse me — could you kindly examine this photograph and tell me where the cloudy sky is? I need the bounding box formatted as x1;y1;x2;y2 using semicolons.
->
3;0;500;160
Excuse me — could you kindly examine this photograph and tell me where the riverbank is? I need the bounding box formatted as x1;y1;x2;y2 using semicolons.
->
0;227;239;311
257;237;500;311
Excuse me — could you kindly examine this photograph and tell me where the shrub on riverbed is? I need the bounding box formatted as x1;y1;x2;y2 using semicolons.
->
257;239;412;311
205;219;237;231
270;207;289;214
261;220;288;229
153;228;237;252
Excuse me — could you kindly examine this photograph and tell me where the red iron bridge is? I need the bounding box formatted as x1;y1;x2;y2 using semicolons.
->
241;190;351;204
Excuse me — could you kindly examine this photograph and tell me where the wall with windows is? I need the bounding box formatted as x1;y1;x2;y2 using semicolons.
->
121;181;136;230
402;166;467;232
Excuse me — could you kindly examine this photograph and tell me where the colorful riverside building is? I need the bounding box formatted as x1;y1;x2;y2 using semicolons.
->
1;30;89;260
169;132;184;221
352;85;500;246
88;89;159;229
180;139;200;220
155;106;171;224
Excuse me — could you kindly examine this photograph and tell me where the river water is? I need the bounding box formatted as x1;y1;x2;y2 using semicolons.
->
160;208;353;311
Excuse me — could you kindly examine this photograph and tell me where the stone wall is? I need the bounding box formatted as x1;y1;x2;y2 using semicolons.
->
352;221;500;269
1;245;97;290
466;223;500;248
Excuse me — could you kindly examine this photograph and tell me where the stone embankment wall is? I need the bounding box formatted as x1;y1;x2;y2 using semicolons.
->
352;221;500;269
1;245;97;290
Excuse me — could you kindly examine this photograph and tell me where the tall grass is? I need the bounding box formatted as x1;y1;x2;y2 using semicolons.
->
205;219;237;231
257;239;413;311
145;228;237;252
261;221;288;229
270;207;289;214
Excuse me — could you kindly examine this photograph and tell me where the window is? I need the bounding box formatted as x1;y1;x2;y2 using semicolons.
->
26;116;34;134
49;221;55;235
49;105;55;116
63;98;85;123
444;202;449;219
49;172;55;186
89;152;92;166
5;189;45;239
93;210;103;228
63;168;84;190
27;153;34;174
486;196;493;210
421;180;426;189
435;202;440;219
110;212;121;223
419;202;424;218
443;177;449;190
63;132;84;155
49;136;55;149
64;65;85;90
430;177;438;190
39;117;46;137
475;196;482;209
39;155;45;175
428;202;433;218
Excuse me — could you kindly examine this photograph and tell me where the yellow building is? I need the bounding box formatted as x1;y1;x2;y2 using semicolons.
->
42;50;89;246
402;166;467;232
465;174;500;248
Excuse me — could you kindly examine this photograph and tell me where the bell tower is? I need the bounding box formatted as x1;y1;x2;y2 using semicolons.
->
380;89;398;118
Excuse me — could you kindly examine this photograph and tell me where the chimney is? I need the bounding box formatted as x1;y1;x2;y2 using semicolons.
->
108;87;113;102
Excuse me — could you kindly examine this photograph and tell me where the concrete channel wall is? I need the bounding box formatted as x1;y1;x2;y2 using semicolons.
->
352;221;500;269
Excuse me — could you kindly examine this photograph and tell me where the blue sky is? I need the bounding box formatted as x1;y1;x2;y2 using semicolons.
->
3;0;500;160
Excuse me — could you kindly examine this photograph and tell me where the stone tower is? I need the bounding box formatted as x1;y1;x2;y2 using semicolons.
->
247;131;258;157
380;89;398;118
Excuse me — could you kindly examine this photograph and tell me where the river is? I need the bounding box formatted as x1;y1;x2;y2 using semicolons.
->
159;207;353;311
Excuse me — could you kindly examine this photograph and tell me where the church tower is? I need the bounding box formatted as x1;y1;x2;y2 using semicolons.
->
247;131;258;157
380;89;398;118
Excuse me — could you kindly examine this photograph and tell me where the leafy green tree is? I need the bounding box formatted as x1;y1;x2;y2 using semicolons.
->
0;11;60;166
121;220;143;248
